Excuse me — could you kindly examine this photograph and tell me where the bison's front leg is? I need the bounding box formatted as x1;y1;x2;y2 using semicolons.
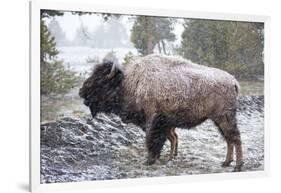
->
145;115;167;165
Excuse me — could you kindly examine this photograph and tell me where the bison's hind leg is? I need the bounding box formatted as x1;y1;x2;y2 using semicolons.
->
172;128;178;157
166;128;178;160
213;111;243;172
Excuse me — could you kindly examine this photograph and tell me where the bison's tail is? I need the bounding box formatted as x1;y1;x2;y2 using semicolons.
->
234;80;240;95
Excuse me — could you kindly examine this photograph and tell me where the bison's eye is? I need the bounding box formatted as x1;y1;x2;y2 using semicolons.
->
84;80;92;87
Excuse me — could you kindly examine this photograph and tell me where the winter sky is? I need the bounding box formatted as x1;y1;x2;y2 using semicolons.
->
50;11;184;45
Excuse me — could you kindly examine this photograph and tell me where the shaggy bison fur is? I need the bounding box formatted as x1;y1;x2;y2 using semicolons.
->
79;54;243;172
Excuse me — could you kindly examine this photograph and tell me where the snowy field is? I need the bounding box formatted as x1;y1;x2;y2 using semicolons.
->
57;46;137;73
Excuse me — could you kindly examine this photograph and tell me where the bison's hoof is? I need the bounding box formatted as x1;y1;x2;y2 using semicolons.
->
168;155;174;161
221;160;233;167
233;166;241;172
233;162;244;172
145;159;156;165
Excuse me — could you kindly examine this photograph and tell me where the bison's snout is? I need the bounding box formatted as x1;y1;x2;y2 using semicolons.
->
83;99;90;106
79;87;85;98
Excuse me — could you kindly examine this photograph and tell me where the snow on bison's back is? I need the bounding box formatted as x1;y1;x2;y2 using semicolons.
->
123;54;239;121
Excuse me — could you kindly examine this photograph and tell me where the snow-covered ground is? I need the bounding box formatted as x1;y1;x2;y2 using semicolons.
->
40;96;264;183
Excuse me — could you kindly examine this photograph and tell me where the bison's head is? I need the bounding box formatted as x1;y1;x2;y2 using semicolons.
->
79;61;124;117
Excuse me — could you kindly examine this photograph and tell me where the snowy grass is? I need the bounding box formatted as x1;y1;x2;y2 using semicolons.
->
239;80;264;96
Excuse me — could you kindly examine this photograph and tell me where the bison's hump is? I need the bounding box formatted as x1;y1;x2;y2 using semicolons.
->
124;54;237;93
123;54;239;116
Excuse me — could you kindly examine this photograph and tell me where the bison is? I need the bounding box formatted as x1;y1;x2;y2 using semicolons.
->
79;54;243;172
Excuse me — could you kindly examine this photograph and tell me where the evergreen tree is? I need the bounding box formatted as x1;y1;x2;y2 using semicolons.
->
131;16;175;55
41;10;64;18
180;19;264;79
41;18;79;95
131;16;155;55
48;18;67;46
40;20;59;70
154;18;176;54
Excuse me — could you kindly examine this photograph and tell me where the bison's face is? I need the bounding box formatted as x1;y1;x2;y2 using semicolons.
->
79;77;93;106
79;61;124;117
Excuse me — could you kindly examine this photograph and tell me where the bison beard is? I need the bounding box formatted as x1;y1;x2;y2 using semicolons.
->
79;54;243;172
